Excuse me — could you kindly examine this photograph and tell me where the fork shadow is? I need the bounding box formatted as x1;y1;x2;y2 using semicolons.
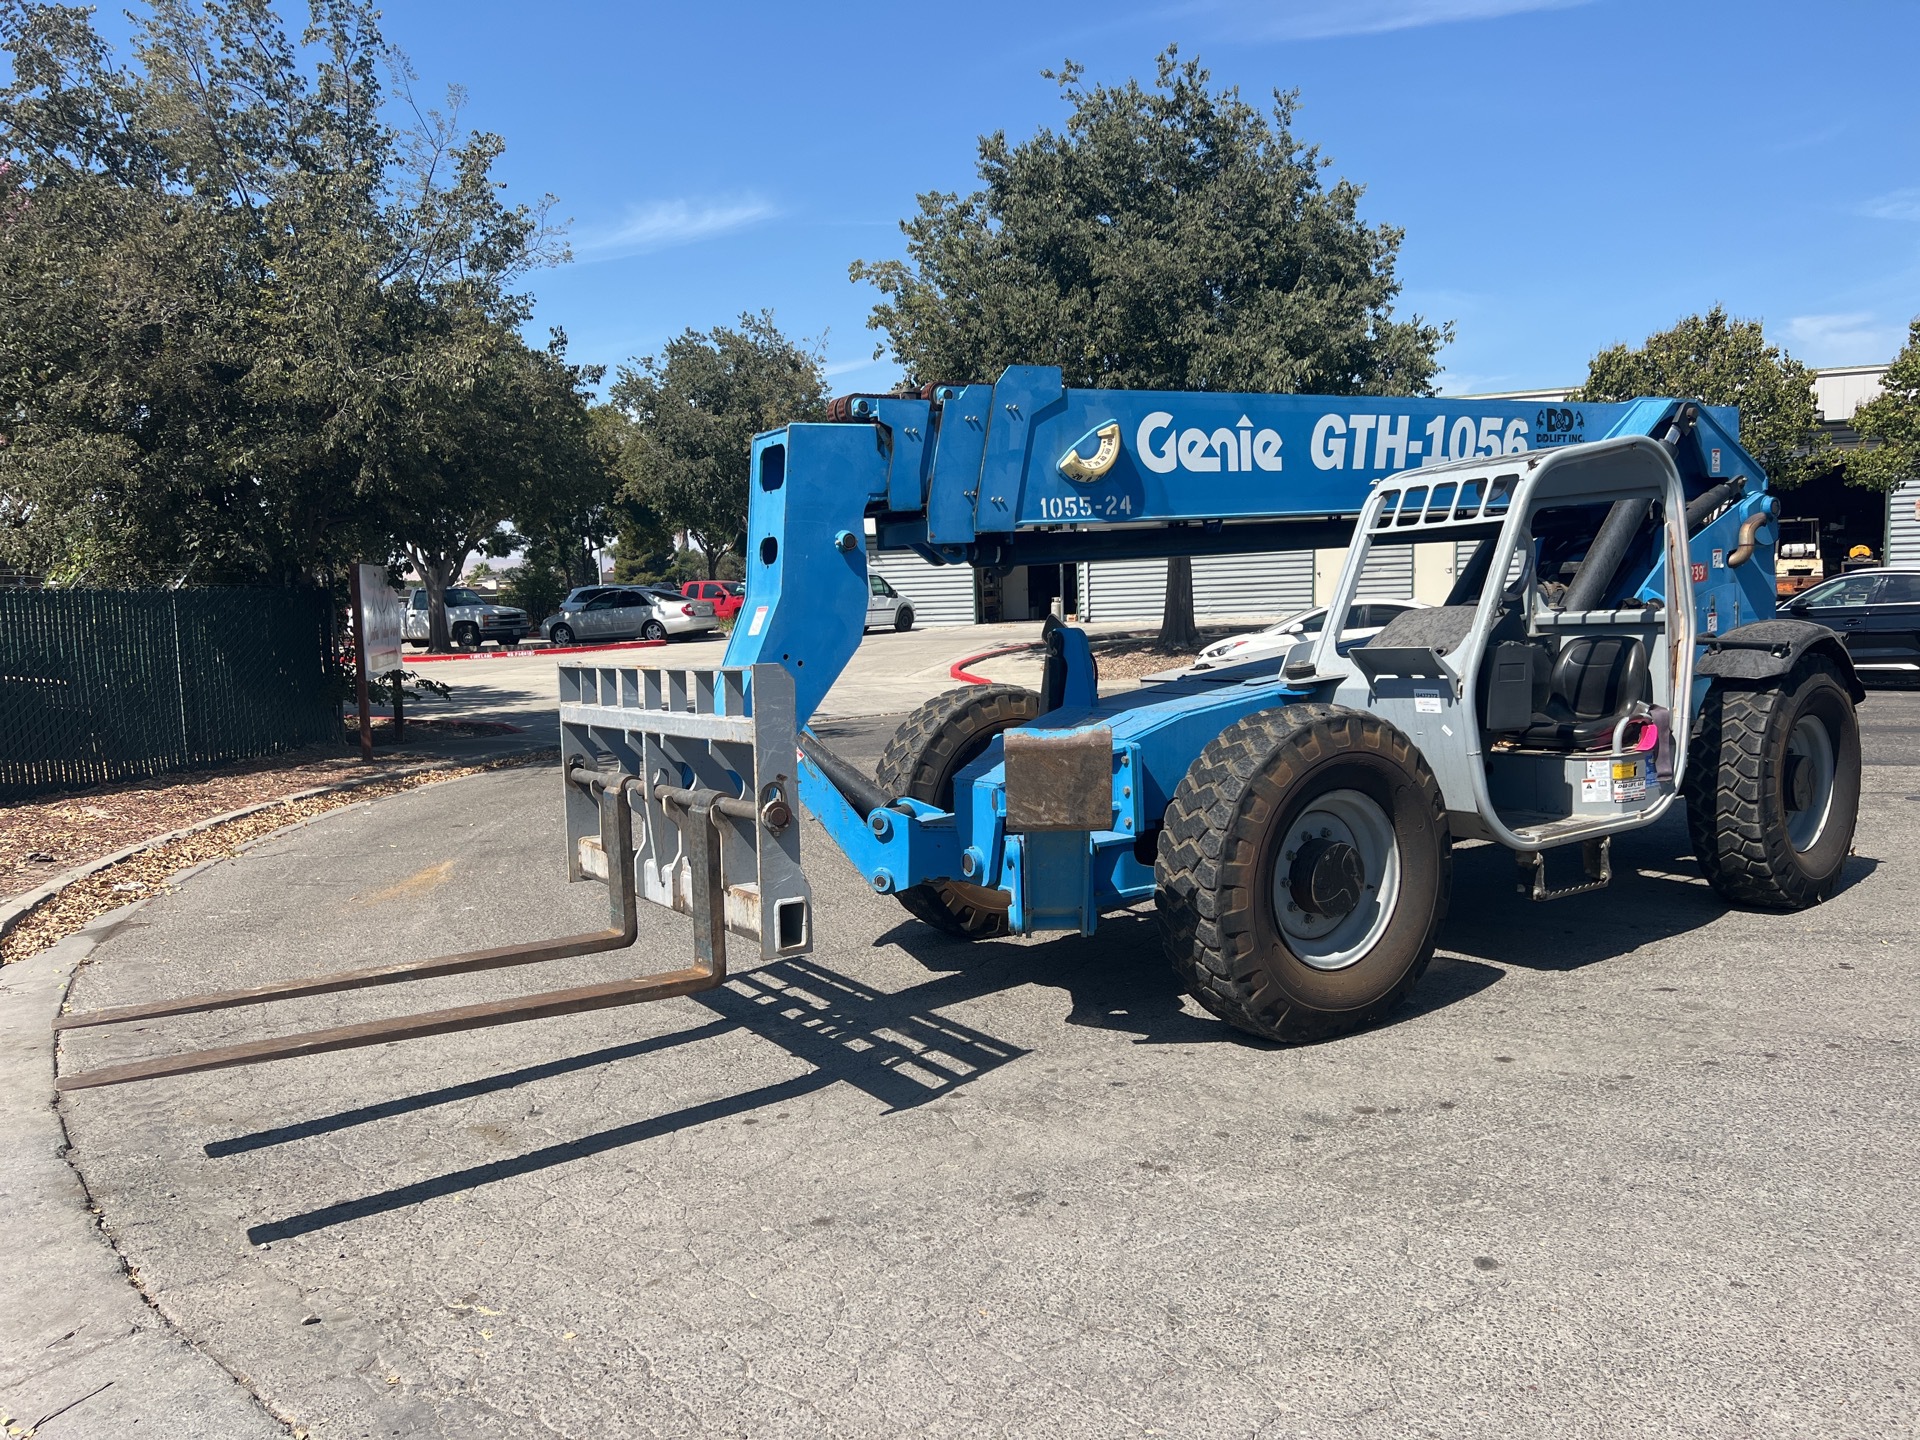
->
229;907;1506;1248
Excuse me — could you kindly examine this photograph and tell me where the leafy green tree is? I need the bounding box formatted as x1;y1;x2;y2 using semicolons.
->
850;50;1445;648
608;311;826;581
0;0;573;631
1845;318;1920;493
371;327;603;648
1570;306;1827;489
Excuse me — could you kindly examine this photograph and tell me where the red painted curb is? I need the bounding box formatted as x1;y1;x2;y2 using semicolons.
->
948;643;1039;685
407;639;669;663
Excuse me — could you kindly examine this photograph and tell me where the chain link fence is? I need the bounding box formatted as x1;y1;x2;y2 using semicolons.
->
0;588;340;801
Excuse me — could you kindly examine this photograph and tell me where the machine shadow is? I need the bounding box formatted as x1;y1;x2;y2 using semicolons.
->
1435;811;1881;973
874;909;1503;1046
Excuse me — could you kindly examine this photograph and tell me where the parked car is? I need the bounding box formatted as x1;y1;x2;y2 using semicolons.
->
682;580;746;620
865;573;915;632
403;586;529;649
1144;599;1429;682
540;586;719;646
1780;568;1920;676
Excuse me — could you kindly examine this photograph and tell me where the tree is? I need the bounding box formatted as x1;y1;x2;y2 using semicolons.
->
1845;317;1920;493
1570;306;1827;489
0;0;572;616
370;326;603;649
850;50;1446;649
608;311;826;580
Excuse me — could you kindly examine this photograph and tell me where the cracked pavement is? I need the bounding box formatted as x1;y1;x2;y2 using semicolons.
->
38;697;1920;1438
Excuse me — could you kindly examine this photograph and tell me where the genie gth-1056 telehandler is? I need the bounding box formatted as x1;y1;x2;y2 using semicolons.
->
56;370;1864;1088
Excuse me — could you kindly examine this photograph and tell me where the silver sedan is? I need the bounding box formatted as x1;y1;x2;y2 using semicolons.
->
540;587;719;646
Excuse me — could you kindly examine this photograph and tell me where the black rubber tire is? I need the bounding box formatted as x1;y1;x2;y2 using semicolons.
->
1684;656;1862;909
452;622;480;649
874;683;1041;939
1156;704;1451;1043
549;624;575;646
896;606;915;633
641;619;667;642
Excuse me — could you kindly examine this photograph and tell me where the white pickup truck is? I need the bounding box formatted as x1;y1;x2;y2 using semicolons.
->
402;586;530;649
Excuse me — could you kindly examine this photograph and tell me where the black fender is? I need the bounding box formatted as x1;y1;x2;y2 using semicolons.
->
1695;619;1864;702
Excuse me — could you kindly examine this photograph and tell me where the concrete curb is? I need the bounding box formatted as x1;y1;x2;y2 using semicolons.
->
0;916;291;1437
0;749;555;949
1;763;541;1437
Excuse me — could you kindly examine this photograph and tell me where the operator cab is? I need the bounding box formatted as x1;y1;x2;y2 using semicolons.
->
1304;437;1694;877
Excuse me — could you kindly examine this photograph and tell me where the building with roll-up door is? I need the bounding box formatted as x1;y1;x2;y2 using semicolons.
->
865;366;1914;626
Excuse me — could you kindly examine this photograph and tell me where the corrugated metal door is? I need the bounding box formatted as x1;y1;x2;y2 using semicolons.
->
1889;481;1920;566
1352;543;1415;599
1080;553;1316;623
1080;558;1167;622
870;551;976;627
1194;552;1314;617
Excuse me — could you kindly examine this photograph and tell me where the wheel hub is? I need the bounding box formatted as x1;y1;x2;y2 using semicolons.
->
1783;713;1837;852
1289;837;1365;919
1783;753;1812;812
1271;789;1403;972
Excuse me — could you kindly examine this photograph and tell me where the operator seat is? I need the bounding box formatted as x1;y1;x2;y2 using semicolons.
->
1514;636;1648;749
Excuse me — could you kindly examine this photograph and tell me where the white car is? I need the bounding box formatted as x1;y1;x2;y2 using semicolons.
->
402;586;529;649
539;587;719;646
864;573;915;631
1148;599;1429;682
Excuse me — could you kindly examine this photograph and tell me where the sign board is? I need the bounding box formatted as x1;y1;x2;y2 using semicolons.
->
355;563;404;676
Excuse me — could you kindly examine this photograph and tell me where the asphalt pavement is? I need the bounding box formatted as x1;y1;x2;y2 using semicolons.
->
12;689;1920;1438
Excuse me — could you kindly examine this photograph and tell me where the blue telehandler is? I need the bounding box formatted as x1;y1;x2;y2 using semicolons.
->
55;371;1864;1086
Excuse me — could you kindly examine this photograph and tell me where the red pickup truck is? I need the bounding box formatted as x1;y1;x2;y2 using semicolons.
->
681;580;745;620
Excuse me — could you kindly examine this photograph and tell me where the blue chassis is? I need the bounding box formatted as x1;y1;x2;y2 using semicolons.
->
722;370;1779;937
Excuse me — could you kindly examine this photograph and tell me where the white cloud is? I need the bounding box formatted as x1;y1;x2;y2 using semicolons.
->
1858;188;1920;222
1784;312;1899;364
573;197;777;260
1214;0;1593;41
823;357;891;378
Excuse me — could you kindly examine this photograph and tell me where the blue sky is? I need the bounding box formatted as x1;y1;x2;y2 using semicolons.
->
111;0;1920;394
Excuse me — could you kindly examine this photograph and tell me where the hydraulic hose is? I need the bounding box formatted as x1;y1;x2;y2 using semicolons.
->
797;730;891;820
1563;498;1650;613
1684;477;1747;532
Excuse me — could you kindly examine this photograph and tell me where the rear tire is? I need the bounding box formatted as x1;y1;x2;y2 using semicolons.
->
641;619;667;642
895;605;915;633
1685;656;1861;909
875;684;1041;939
1157;704;1451;1043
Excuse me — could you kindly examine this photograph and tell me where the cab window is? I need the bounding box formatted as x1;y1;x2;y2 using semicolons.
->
869;576;895;597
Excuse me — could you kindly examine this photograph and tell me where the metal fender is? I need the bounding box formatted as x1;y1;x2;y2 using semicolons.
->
1695;620;1864;700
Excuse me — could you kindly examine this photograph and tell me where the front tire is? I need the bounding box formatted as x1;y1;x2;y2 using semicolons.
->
549;624;575;647
1157;704;1451;1043
1685;656;1862;908
452;621;480;649
895;605;915;633
875;684;1041;939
